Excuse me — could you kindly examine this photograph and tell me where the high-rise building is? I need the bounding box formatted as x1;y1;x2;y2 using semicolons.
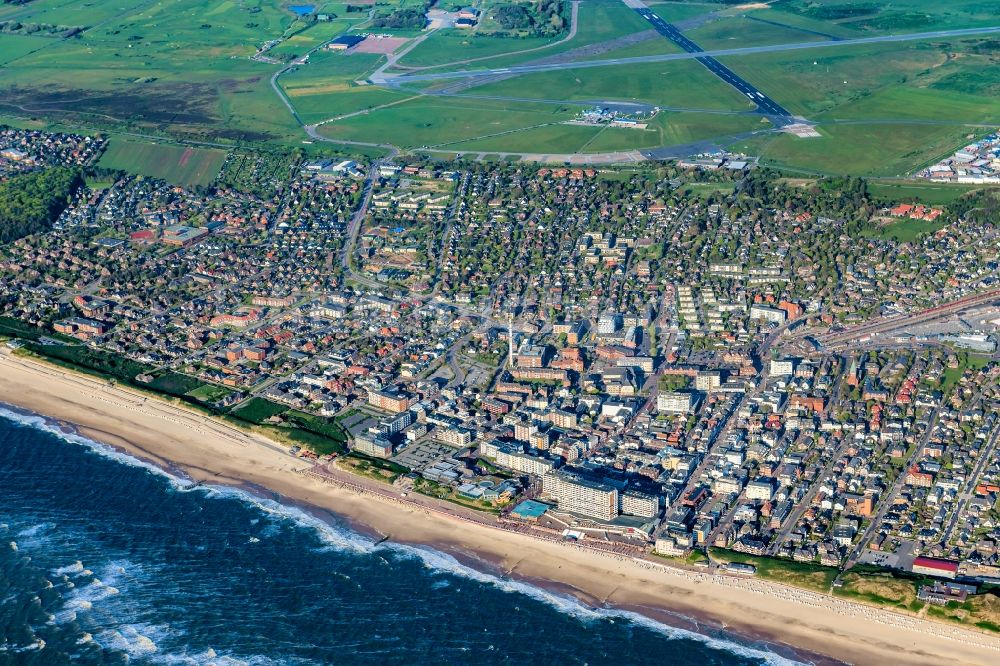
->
621;490;659;518
542;468;619;521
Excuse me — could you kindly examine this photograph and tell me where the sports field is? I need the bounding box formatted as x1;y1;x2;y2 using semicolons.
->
97;139;227;187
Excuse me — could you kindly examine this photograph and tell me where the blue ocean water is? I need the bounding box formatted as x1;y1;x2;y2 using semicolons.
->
0;408;807;665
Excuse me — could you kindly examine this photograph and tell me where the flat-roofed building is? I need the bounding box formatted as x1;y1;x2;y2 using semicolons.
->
750;305;786;324
162;224;208;247
436;425;473;447
516;344;549;368
368;388;412;413
542;468;618;521
353;433;392;458
495;445;559;477
621;490;659;518
378;410;413;435
657;391;695;414
769;359;794;376
746;479;775;501
694;371;722;392
912;557;959;580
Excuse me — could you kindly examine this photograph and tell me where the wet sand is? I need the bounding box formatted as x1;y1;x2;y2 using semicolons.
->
1;349;998;665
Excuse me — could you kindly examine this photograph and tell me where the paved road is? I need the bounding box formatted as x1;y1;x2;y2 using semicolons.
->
629;3;792;119
845;407;941;568
941;403;1000;544
379;25;1000;85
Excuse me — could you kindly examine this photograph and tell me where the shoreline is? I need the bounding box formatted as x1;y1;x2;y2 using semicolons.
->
1;349;999;665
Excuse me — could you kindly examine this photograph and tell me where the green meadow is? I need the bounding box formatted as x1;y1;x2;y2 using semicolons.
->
98;139;228;187
466;59;755;112
0;0;996;172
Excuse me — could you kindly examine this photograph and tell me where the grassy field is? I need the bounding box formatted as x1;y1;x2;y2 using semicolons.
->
317;96;583;149
643;1;727;24
402;2;658;72
185;383;233;403
719;43;950;117
679;182;737;199
432;113;753;155
861;217;949;242
765;0;1000;34
0;0;996;171
0;34;53;66
395;30;564;69
867;181;990;205
0;0;305;144
709;548;839;592
820;86;1000;125
576;35;680;62
146;373;206;396
445;123;604;154
97;139;228;187
279;51;411;124
685;15;833;49
730;122;977;176
230;397;289;424
733;7;864;40
467;59;755;112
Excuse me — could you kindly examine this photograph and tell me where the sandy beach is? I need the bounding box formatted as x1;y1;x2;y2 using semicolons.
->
1;348;998;665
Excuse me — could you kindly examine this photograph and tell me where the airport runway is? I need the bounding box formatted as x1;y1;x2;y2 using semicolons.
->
630;5;792;118
378;25;1000;86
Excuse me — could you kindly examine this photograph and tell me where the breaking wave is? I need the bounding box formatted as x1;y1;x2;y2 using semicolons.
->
0;404;194;489
1;405;804;665
392;544;807;666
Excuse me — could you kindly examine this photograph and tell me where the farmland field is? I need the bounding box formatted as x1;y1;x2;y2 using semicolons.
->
97;139;228;187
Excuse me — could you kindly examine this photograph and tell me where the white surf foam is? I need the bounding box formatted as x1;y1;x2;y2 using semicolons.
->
52;560;85;577
67;578;121;605
0;404;194;489
95;623;164;659
391;544;808;666
196;485;374;554
1;404;805;664
155;647;284;666
16;522;55;539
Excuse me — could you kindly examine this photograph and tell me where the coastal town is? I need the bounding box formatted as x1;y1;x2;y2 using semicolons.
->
2;126;1000;635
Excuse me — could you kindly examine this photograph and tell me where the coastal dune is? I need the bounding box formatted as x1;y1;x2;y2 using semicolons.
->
1;349;998;666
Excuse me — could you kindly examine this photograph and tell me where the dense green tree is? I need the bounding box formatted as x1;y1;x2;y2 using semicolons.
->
0;167;82;245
